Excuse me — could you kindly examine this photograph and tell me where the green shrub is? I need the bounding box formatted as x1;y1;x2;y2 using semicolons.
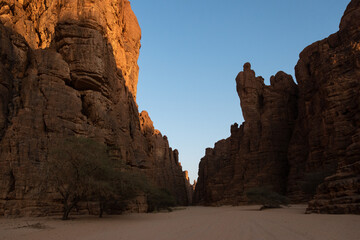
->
98;170;145;216
146;187;176;212
118;172;177;212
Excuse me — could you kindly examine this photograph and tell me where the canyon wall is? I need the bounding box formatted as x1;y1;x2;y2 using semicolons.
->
194;64;298;205
195;0;360;213
301;0;360;214
0;0;191;216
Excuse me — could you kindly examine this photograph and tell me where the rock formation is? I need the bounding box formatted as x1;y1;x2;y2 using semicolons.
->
301;0;360;214
183;171;193;204
0;0;191;216
195;0;360;214
0;0;140;98
194;64;298;205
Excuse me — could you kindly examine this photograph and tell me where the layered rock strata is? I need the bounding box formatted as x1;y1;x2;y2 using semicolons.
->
0;0;191;216
194;64;298;205
195;0;360;213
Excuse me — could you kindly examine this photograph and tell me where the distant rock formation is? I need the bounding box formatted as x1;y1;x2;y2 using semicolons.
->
183;171;194;204
0;0;191;216
194;64;298;205
195;0;360;214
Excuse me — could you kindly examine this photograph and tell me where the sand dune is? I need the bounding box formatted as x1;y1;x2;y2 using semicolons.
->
1;205;359;240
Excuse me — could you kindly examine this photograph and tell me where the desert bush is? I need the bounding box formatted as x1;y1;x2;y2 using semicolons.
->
114;171;177;212
146;187;176;212
246;187;289;210
96;170;143;216
121;172;176;212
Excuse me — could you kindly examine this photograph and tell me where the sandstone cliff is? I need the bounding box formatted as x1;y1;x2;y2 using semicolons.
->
0;0;140;98
0;0;191;216
194;64;298;205
302;0;360;214
195;0;360;213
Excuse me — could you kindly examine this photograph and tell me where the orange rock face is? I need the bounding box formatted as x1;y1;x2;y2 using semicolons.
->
0;0;140;98
0;0;191;216
194;0;360;214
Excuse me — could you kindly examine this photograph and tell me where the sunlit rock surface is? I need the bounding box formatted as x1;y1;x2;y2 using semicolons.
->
0;0;191;216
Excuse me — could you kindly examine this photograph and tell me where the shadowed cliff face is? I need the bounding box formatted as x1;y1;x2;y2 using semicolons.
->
297;0;360;214
195;0;360;213
194;63;298;205
0;0;192;216
286;1;360;202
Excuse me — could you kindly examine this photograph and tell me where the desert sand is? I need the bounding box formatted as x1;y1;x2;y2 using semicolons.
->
0;205;359;240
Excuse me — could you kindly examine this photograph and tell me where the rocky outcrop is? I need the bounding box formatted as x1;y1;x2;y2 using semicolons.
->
194;64;298;205
195;0;360;213
286;0;360;201
138;111;191;206
0;0;140;98
183;171;193;204
0;0;190;216
300;0;360;213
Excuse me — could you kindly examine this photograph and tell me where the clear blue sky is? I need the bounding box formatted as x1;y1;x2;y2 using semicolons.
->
131;0;350;183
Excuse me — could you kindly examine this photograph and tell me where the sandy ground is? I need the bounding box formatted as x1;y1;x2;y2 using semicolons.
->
0;205;359;240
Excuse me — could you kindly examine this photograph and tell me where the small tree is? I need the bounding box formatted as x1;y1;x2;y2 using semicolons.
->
43;137;114;220
246;187;289;210
41;136;178;218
